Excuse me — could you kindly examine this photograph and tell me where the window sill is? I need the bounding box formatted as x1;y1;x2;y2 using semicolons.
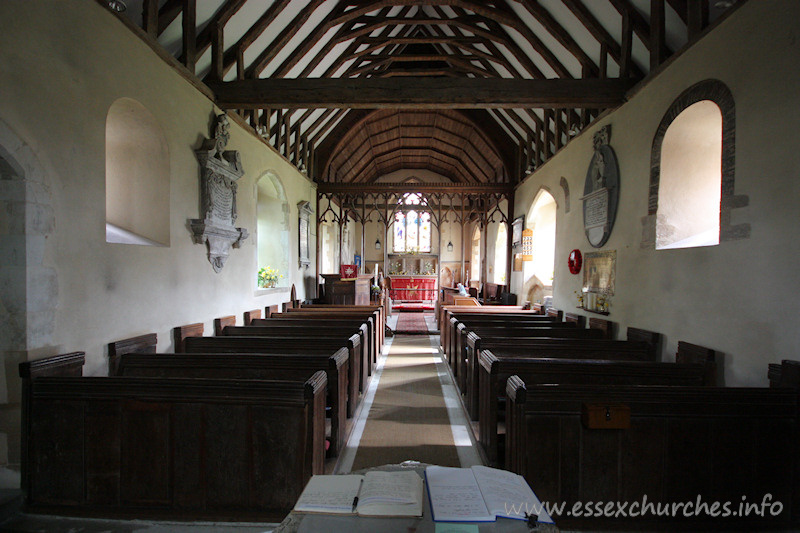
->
255;286;290;297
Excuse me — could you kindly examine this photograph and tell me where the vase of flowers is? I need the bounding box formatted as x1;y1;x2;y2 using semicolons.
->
258;267;281;288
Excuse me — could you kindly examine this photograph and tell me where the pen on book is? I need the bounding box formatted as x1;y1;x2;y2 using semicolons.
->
352;496;359;512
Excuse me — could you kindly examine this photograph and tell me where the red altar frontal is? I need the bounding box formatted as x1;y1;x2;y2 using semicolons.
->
389;275;437;301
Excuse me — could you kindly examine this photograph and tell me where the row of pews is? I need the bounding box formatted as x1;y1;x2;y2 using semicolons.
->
440;303;800;529
19;301;385;522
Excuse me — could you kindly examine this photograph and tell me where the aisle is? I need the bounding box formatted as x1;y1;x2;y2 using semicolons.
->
336;326;483;472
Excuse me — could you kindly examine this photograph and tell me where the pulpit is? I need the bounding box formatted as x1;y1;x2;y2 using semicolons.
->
321;274;373;305
388;275;437;302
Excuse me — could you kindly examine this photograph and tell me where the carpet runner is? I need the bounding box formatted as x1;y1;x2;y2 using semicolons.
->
394;311;437;334
347;335;461;471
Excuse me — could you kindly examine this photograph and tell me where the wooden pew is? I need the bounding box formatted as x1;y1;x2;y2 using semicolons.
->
478;351;715;466
243;309;262;325
183;335;361;418
297;304;385;346
564;312;586;328
222;322;370;394
462;328;658;421
280;308;381;366
107;333;156;375
770;359;800;388
444;312;556;370
441;309;551;365
462;330;622;419
452;321;584;386
267;313;375;379
437;303;524;332
173;323;203;353
18;352;86;495
117;350;349;456
447;315;580;384
589;316;614;339
545;308;563;320
505;378;800;529
214;315;236;336
19;354;326;521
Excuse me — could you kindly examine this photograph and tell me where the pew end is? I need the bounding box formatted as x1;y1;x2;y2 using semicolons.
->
173;323;204;353
769;359;800;388
627;327;662;361
677;340;720;386
107;333;157;376
214;315;236;336
243;309;262;325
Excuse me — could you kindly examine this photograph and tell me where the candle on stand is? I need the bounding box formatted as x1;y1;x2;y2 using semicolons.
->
374;263;378;285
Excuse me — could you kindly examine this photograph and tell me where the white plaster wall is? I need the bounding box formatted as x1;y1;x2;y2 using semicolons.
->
0;0;317;383
513;0;800;385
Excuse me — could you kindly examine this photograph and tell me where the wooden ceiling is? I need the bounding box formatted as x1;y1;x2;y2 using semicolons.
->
111;0;739;188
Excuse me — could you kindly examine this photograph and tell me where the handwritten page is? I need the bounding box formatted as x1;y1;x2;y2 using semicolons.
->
471;465;553;523
425;466;493;522
358;470;420;505
293;474;363;514
356;470;423;517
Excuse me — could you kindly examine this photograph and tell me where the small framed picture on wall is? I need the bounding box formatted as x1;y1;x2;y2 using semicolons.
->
511;216;524;248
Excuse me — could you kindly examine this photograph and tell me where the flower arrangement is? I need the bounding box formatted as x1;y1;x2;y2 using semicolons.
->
258;266;282;288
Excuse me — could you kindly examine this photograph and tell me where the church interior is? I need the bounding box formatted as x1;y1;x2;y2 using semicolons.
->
1;0;799;530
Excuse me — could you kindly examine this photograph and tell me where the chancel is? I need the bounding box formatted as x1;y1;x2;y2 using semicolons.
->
1;1;799;531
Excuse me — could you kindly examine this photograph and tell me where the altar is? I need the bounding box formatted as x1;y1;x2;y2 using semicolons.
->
389;275;437;302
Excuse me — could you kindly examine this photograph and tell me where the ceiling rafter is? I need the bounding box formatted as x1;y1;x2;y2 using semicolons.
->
512;0;598;76
246;0;329;79
118;0;723;186
212;0;292;81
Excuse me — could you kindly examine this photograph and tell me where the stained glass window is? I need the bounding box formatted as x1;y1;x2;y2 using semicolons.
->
394;212;406;253
393;206;432;253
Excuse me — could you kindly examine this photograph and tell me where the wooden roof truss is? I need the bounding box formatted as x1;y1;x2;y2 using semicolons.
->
115;0;735;186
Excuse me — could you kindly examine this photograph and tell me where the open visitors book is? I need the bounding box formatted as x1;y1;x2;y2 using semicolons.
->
292;470;423;517
425;465;554;524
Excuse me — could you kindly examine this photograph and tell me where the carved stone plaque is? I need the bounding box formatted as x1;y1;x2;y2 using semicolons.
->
298;201;312;268
189;114;249;272
581;125;619;248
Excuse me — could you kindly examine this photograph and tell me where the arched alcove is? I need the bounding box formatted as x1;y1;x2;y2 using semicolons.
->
523;190;557;305
657;101;722;249
105;98;170;246
256;171;290;288
643;79;749;248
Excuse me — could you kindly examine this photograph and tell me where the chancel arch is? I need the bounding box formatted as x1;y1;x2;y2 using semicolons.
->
105;98;170;246
255;170;290;288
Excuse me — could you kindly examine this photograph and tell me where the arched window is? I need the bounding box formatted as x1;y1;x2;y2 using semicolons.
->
657;101;722;249
320;219;337;274
645;79;749;248
494;224;508;284
393;193;431;253
471;226;481;282
105;98;169;246
523;190;557;305
255;171;290;288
